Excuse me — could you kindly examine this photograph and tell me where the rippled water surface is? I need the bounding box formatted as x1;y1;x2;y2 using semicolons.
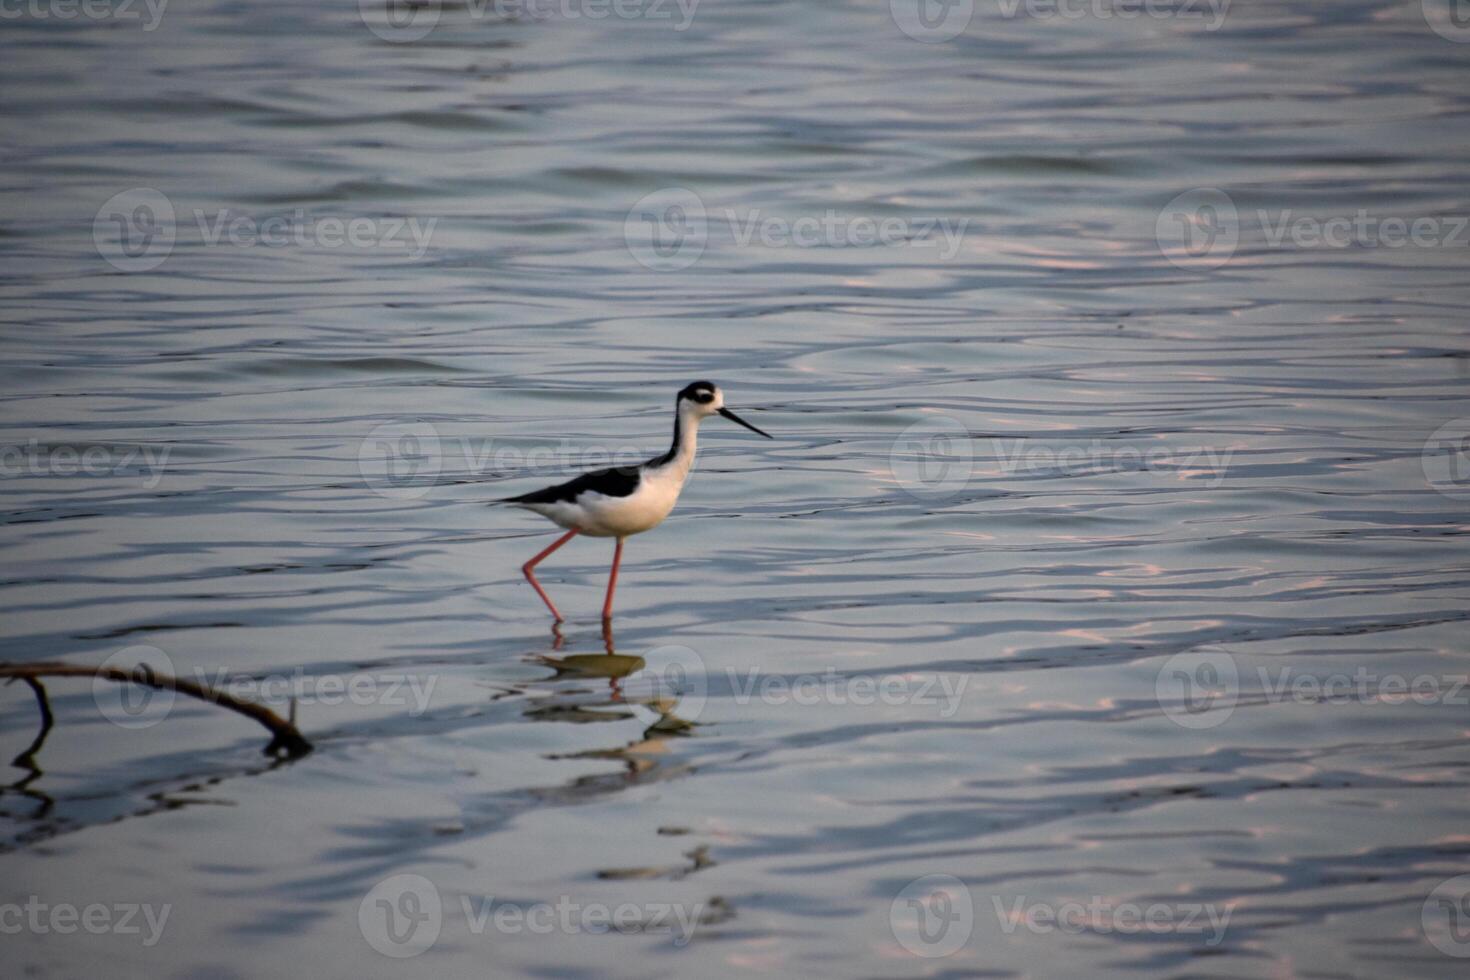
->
3;0;1470;975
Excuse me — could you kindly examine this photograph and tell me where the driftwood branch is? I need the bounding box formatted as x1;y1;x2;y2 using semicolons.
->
2;662;311;759
11;676;54;768
6;677;56;818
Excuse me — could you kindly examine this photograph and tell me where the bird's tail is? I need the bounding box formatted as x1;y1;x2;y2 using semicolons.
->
495;493;534;505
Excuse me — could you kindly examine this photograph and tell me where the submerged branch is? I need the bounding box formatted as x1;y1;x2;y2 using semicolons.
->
11;676;54;769
1;662;312;759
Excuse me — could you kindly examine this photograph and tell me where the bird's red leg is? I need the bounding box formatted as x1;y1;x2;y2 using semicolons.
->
601;537;625;622
522;529;578;621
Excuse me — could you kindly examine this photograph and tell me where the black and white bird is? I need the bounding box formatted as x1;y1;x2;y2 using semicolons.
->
502;381;772;622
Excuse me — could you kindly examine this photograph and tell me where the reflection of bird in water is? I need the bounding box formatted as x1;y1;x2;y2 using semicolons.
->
502;382;771;622
543;621;697;728
549;618;619;656
531;626;698;795
536;650;647;701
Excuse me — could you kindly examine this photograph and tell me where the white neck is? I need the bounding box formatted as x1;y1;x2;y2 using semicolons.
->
659;404;704;479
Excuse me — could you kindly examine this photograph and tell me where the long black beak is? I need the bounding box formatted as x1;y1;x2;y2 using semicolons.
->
718;407;773;439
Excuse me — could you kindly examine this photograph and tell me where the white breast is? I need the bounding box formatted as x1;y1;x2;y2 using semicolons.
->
517;407;702;538
525;465;688;538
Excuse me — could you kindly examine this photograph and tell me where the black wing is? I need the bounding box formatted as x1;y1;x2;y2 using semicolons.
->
502;465;642;505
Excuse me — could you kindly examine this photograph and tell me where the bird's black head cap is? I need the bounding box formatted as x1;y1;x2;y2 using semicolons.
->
678;381;718;405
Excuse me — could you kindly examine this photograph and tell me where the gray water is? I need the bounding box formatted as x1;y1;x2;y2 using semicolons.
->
3;0;1470;976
